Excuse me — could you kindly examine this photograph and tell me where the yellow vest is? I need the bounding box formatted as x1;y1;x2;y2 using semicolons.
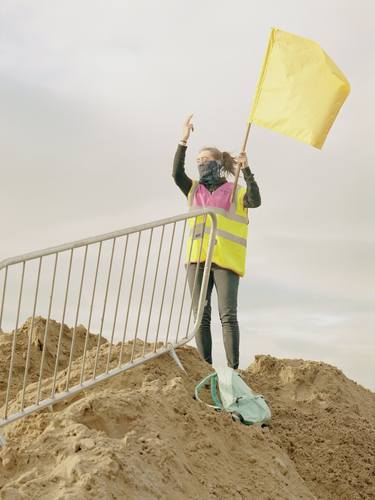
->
186;181;249;277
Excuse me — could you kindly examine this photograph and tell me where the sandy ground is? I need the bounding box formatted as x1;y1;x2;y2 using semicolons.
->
0;318;374;499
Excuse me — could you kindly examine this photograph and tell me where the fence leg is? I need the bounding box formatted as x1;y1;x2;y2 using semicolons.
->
167;344;187;374
0;434;6;447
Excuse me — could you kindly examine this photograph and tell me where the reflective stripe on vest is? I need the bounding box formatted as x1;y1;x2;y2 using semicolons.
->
186;180;249;277
189;223;247;248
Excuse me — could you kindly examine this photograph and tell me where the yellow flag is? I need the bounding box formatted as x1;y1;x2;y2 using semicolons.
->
249;28;351;149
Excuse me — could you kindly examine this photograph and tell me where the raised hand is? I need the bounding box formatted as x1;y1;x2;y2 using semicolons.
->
182;114;194;142
235;151;249;169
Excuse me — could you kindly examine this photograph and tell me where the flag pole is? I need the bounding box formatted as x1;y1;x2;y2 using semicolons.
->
230;121;252;203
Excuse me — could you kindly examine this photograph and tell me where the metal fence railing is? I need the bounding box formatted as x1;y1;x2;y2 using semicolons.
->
0;209;217;435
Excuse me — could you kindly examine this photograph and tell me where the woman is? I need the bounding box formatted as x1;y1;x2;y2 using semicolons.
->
172;114;261;370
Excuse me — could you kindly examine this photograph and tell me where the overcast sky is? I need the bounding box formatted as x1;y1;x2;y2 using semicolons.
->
1;1;374;390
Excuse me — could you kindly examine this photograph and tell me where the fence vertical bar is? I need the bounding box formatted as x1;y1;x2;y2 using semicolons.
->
0;266;8;333
185;214;207;338
51;248;74;399
21;257;42;411
164;219;187;346
175;215;198;343
130;229;153;362
106;235;129;373
80;242;102;385
4;261;25;419
153;222;176;352
118;231;141;366
93;238;116;379
65;245;88;390
37;253;58;405
142;225;165;357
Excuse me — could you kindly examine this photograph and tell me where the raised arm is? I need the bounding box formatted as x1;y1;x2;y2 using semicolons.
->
242;166;261;208
235;152;261;208
172;114;195;197
172;143;193;197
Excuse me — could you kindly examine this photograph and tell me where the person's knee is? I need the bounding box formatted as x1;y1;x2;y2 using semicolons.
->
200;315;211;327
219;307;238;325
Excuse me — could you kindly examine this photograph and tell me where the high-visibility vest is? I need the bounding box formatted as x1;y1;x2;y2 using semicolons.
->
186;180;249;277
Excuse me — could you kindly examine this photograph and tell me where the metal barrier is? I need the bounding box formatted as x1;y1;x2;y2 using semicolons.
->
0;209;217;435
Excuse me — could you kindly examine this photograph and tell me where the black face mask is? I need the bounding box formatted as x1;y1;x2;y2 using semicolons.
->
198;160;223;190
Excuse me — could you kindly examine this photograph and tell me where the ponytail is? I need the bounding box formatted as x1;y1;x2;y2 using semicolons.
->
221;151;237;177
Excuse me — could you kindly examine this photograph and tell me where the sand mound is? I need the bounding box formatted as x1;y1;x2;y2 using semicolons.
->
245;355;375;499
0;316;106;406
0;318;374;499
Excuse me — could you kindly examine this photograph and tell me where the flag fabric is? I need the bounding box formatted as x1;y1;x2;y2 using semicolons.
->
249;28;351;149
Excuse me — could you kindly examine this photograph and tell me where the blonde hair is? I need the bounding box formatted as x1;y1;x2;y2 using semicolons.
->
199;146;236;177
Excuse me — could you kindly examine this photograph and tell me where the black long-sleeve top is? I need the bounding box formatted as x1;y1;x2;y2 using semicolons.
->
172;144;261;208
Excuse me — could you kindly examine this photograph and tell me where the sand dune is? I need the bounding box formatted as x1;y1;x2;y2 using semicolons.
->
0;318;374;499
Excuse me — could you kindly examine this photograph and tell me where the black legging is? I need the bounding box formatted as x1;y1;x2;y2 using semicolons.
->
187;262;240;369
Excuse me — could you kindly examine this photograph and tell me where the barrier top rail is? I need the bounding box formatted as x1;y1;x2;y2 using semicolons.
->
0;208;216;269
